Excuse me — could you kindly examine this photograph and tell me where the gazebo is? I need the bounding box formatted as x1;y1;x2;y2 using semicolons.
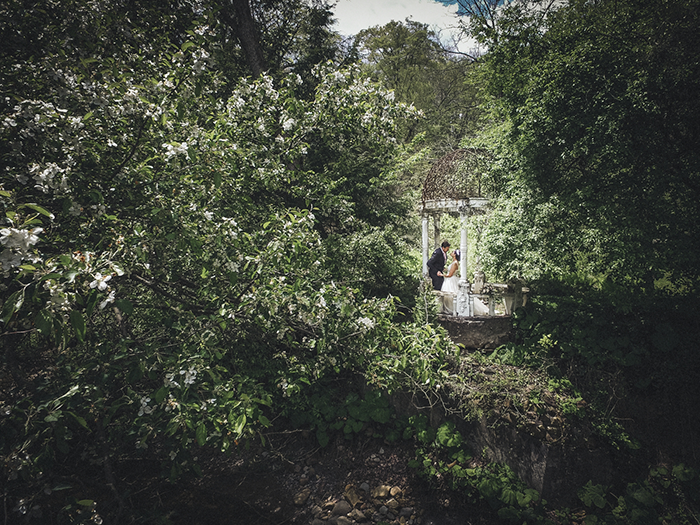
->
421;149;524;317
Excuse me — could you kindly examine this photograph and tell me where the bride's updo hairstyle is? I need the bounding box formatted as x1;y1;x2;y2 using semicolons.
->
454;250;461;261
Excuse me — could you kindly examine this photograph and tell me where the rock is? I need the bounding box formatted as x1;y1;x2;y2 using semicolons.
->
336;517;352;525
379;505;388;515
350;508;367;522
360;482;370;493
399;507;414;517
386;498;399;510
293;489;311;506
311;520;325;525
372;485;392;498
390;486;402;497
344;485;362;507
331;500;352;516
311;504;323;517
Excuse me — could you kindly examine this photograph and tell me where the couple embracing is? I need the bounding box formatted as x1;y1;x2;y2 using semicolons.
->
427;240;460;295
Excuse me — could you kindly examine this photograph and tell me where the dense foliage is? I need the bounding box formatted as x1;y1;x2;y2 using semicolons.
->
354;20;482;151
0;1;462;521
468;0;700;291
3;0;700;522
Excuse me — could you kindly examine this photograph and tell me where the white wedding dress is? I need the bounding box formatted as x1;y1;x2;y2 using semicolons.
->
471;295;490;316
440;262;460;314
440;262;491;316
441;262;460;295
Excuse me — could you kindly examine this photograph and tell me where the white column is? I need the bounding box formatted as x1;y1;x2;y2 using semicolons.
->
433;215;441;251
459;211;468;286
422;215;429;277
456;209;470;316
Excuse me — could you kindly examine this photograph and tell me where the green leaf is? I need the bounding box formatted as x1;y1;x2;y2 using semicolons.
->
196;422;207;446
35;310;53;336
69;310;86;342
44;412;60;423
2;290;24;324
67;411;89;430
85;290;98;317
0;190;11;197
500;488;517;506
672;463;695;482
233;414;247;435
77;500;94;507
24;203;54;219
115;299;133;315
316;428;329;447
154;386;168;403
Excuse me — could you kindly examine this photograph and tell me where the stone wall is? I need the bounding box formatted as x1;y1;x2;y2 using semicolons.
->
437;315;514;350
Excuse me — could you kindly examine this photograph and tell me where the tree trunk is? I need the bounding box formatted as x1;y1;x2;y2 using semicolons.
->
229;0;266;78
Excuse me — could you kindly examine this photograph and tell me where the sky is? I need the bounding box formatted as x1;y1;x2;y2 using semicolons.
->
331;0;472;50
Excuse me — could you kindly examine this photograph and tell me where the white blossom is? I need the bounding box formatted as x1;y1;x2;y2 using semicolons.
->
89;272;111;291
162;142;189;160
357;317;375;331
0;249;23;274
180;368;197;385
99;290;116;309
165;373;180;388
0;227;43;252
138;397;153;416
68;201;82;216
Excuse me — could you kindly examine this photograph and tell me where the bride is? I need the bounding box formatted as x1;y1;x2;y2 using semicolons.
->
440;250;490;316
440;249;460;295
440;250;460;314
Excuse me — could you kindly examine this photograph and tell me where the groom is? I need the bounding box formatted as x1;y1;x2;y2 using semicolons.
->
427;240;450;290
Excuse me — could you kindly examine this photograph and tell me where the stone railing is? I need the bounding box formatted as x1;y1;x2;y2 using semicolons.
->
434;282;528;317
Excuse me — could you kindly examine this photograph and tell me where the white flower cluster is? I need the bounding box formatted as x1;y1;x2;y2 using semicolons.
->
192;49;210;74
138;396;154;416
162;141;189;160
357;317;375;332
165;367;197;388
27;162;70;193
0;227;43;275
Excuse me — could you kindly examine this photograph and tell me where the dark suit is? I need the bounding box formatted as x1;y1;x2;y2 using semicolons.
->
427;247;447;290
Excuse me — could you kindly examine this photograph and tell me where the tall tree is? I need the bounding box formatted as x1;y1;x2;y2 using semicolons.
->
215;0;343;95
474;0;700;291
0;1;427;520
225;0;267;77
354;20;481;151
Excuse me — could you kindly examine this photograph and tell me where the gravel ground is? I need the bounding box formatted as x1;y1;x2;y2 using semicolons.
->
159;429;499;525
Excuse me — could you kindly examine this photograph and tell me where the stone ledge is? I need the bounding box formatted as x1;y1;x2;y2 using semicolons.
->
437;315;514;350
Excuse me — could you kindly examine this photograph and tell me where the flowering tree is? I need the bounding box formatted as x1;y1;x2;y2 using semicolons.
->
0;1;457;521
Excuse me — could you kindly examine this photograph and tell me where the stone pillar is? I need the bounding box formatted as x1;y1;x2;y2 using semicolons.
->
456;209;470;316
422;215;429;277
459;211;468;287
433;215;441;251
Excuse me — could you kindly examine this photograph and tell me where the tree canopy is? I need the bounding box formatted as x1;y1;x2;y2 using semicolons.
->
354;19;482;152
0;1;458;520
467;0;700;291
